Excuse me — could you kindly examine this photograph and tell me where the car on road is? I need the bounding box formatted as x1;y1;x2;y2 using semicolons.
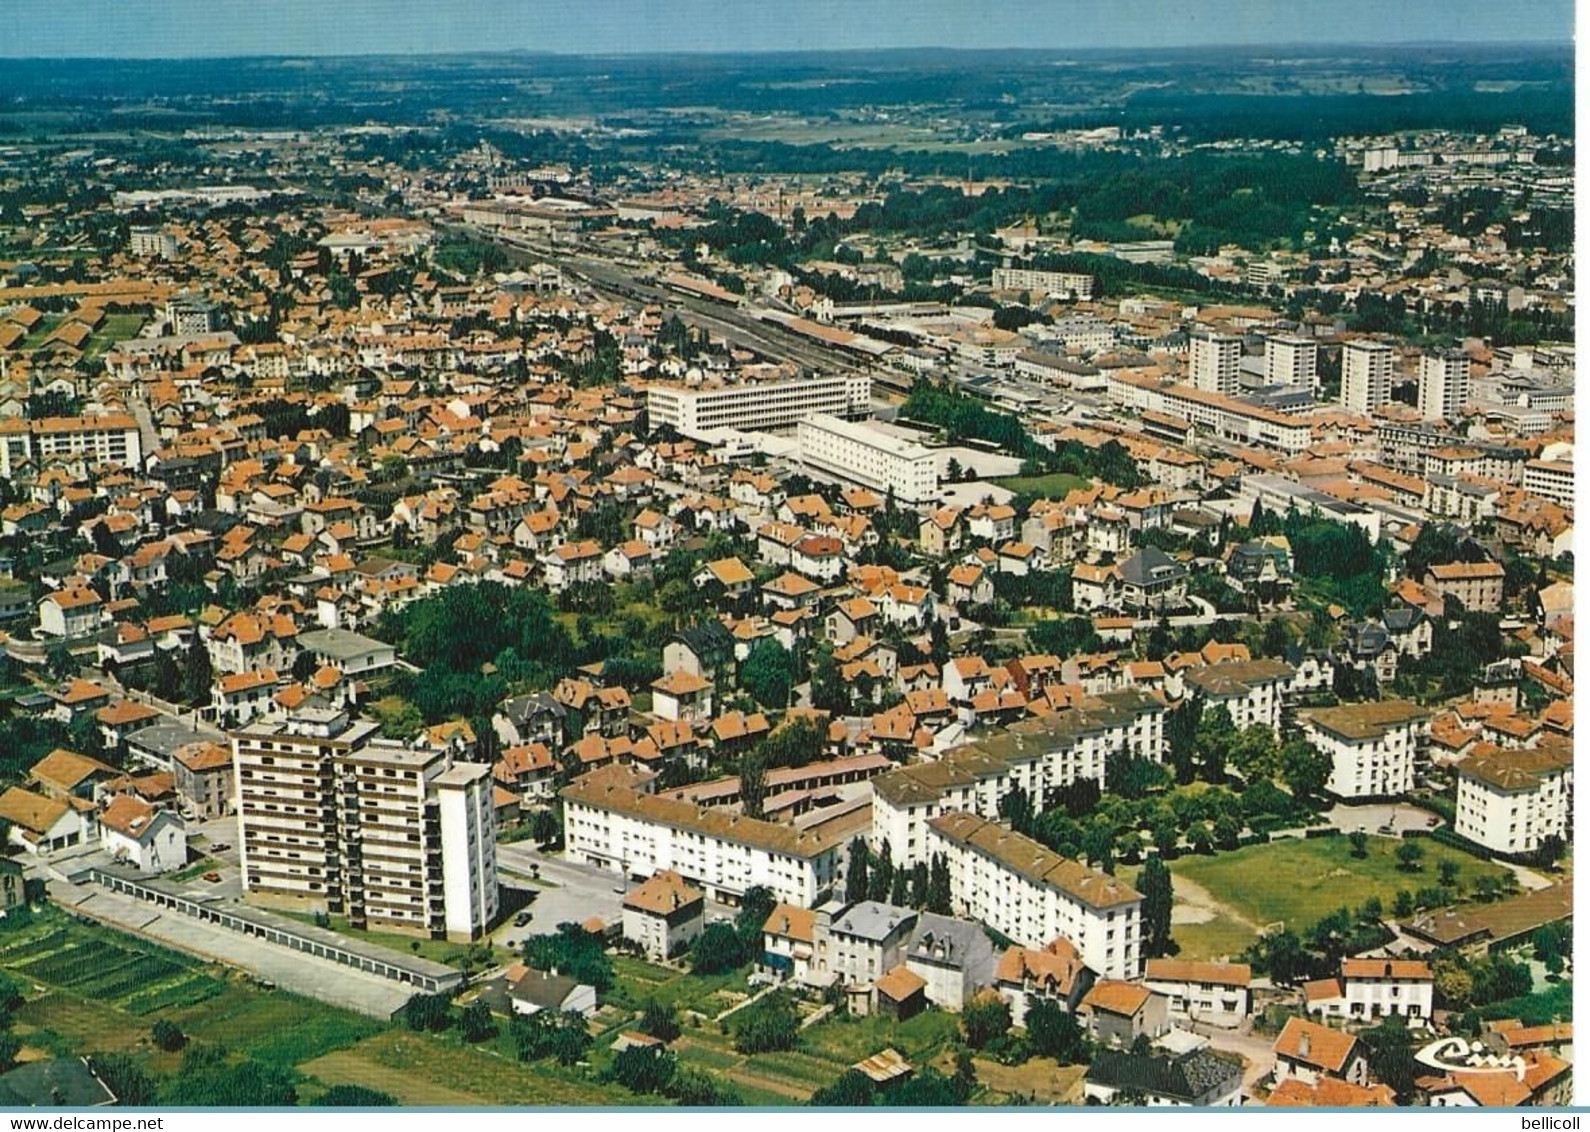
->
1378;823;1396;834
211;843;231;853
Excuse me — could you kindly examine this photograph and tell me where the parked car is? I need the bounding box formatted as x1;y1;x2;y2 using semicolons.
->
513;911;532;927
203;871;221;883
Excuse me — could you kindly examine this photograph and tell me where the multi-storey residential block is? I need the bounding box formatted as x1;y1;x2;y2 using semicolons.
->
645;373;871;436
925;812;1142;980
1341;339;1394;413
1454;739;1572;856
1264;335;1318;391
1417;349;1471;422
0;415;143;477
1189;330;1242;395
232;717;499;941
1422;560;1506;613
560;777;845;907
1522;458;1573;507
1299;700;1431;799
1182;658;1294;731
991;266;1095;300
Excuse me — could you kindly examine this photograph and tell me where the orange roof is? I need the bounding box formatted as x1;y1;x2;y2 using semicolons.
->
762;903;817;945
1342;958;1433;981
622;869;703;917
875;964;927;1002
1274;1017;1359;1072
1143;959;1251;987
1081;979;1152;1017
1268;1078;1396;1108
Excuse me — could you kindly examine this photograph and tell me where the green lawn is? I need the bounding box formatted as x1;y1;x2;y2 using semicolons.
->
991;471;1090;499
608;955;756;1017
1169;835;1509;937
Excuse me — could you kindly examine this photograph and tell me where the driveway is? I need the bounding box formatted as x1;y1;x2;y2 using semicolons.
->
492;842;625;949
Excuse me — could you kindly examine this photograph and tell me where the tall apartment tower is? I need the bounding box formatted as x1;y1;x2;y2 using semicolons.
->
1189;330;1242;395
1264;335;1318;392
1340;339;1394;413
233;717;499;942
1417;349;1471;422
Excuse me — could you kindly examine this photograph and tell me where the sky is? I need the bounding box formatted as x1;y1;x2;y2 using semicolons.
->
2;0;1576;58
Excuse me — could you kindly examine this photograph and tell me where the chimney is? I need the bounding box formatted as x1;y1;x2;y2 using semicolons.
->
1299;1032;1311;1059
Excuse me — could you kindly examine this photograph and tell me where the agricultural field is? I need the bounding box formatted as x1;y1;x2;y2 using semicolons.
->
1155;834;1511;959
0;914;224;1017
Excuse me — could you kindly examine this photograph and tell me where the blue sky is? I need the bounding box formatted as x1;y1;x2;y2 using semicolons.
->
3;0;1574;57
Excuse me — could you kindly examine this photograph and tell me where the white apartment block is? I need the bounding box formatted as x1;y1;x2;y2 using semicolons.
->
1181;659;1294;731
1417;349;1471;422
129;226;179;259
1306;959;1434;1024
1108;370;1311;454
560;778;844;908
926;812;1143;980
0;415;143;477
870;691;1166;869
1522;459;1573;507
797;414;940;505
645;373;871;437
1341;340;1394;413
1454;740;1572;856
1299;700;1431;799
1189;330;1242;395
1264;335;1318;391
991;266;1095;301
232;719;499;941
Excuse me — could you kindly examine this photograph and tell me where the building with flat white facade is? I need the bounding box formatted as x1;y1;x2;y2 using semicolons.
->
1454;740;1572;856
232;718;499;941
1264;335;1318;391
1299;700;1430;799
1108;371;1312;454
797;414;940;505
925;811;1143;980
1418;349;1471;422
561;778;844;907
991;266;1095;300
1341;340;1394;413
129;227;179;259
1189;330;1242;395
646;373;871;437
1522;459;1573;507
0;415;143;477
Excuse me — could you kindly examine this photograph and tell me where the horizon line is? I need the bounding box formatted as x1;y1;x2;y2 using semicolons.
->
0;37;1574;63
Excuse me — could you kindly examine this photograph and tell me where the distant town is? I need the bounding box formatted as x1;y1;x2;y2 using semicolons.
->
0;43;1572;1110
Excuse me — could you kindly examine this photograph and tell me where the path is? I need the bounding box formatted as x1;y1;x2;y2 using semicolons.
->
1169;873;1261;934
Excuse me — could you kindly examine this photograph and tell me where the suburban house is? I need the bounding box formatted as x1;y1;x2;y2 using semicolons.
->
507;964;598;1017
1273;1017;1370;1086
1143;959;1253;1028
620;870;705;961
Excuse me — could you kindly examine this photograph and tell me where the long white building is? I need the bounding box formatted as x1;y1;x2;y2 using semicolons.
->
1299;701;1430;799
797;413;940;505
1454;739;1572;856
645;373;871;437
1108;371;1312;454
926;812;1143;980
1341;340;1394;413
0;415;143;477
991;267;1095;301
232;718;499;941
870;690;1166;869
561;777;845;907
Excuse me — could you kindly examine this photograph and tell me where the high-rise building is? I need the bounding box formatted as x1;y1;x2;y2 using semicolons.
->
1263;335;1318;391
1340;340;1394;413
1188;330;1242;395
232;717;499;941
1417;349;1471;422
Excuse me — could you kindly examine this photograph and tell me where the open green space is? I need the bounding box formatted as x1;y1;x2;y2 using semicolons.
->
991;471;1091;499
1159;834;1510;955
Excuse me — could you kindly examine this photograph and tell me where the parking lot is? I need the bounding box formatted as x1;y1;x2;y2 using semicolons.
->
1324;801;1442;836
492;842;627;949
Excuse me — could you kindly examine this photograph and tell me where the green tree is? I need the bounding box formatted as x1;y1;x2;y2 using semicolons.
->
1395;841;1425;873
845;838;870;904
961;993;1012;1050
639;1000;681;1043
733;992;800;1054
609;1045;676;1095
928;853;952;915
1139;855;1173;959
181;636;213;706
810;1069;875;1107
1025;998;1088;1063
741;638;797;709
1195;706;1238;782
511;1010;592;1065
868;840;896;903
320;1085;398;1106
691;923;746;976
151;1019;186;1052
459;999;497;1042
524;923;613;992
86;1054;155;1107
1348;830;1369;859
1359;1016;1419;1098
400;992;454;1033
739;749;769;820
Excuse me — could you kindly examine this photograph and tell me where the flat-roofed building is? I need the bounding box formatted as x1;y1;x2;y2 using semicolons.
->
1299;700;1431;799
1341;339;1394;413
1189;330;1242;395
925;811;1142;980
1454;739;1573;856
1264;335;1318;392
797;414;940;506
645;373;870;437
1522;459;1573;507
1418;349;1471;422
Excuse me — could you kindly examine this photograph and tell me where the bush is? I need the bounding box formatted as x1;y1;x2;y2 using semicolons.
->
151;1019;186;1052
732;992;800;1054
